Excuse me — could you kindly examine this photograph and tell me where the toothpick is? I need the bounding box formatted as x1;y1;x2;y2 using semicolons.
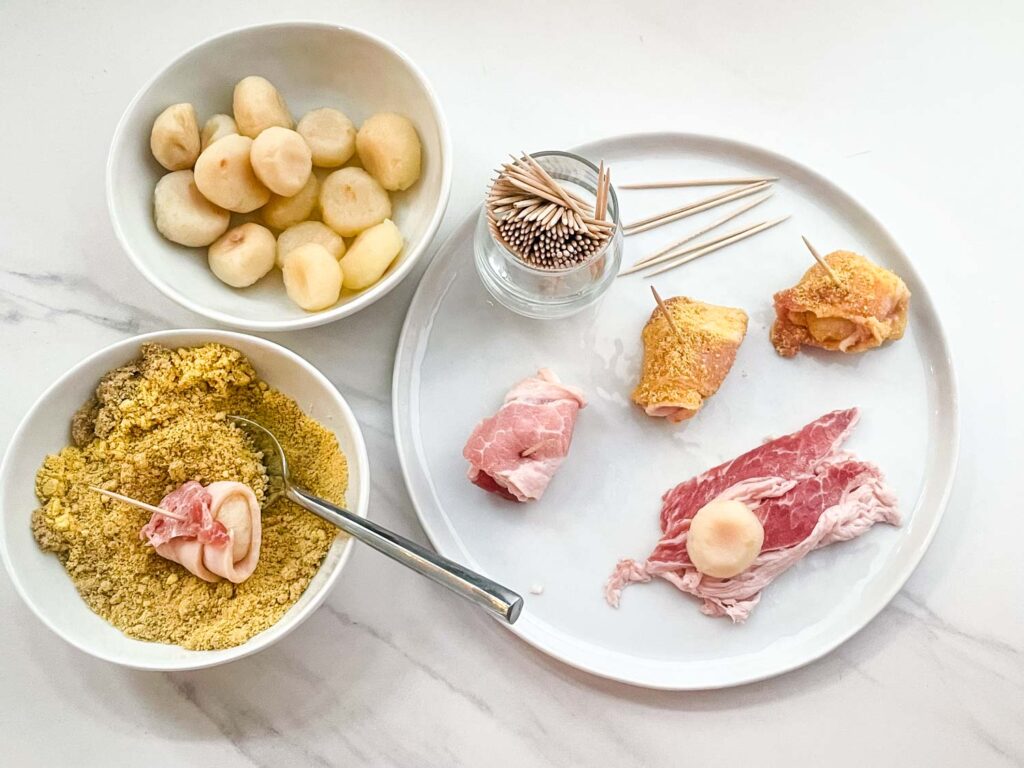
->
801;236;843;286
650;286;687;347
629;192;773;269
620;219;769;277
624;184;755;230
508;159;590;207
595;160;605;220
642;216;791;278
520;152;586;217
505;162;591;209
487;152;614;269
598;168;611;220
89;486;185;521
503;175;569;208
621;176;778;190
624;181;771;235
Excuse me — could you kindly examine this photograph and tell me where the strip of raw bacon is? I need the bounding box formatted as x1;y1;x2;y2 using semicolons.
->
605;409;900;622
659;408;859;534
140;480;229;548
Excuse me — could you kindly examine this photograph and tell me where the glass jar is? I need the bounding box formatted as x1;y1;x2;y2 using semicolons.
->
473;151;623;319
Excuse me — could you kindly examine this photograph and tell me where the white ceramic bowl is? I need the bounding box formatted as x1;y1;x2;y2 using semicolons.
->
0;329;370;670
107;22;452;331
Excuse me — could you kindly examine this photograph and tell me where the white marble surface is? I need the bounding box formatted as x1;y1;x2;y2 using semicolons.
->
0;1;1020;765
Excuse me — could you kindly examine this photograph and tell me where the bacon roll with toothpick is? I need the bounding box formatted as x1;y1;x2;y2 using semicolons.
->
141;480;262;583
770;250;910;357
632;295;748;423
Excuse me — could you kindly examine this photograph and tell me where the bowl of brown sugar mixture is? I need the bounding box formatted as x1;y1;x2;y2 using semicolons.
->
0;330;369;670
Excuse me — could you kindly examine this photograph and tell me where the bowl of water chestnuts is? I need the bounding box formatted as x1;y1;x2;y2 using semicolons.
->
107;22;452;331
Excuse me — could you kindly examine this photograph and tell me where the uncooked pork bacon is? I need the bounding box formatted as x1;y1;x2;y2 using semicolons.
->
605;408;900;622
463;369;586;502
659;408;859;539
140;480;228;547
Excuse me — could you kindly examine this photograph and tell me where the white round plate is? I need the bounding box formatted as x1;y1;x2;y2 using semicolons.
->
393;133;958;689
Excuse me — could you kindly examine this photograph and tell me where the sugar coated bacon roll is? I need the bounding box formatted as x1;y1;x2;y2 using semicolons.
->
631;296;748;423
141;480;262;584
770;250;910;357
463;369;586;502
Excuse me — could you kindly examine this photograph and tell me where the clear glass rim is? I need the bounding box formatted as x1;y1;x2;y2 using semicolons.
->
485;150;622;276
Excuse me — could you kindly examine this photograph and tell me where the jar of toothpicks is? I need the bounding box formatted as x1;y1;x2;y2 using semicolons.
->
474;151;622;319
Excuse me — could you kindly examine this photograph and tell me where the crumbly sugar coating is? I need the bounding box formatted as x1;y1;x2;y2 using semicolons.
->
32;342;347;650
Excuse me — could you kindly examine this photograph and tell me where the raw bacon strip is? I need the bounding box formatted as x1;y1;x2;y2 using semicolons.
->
659;408;859;533
646;475;798;567
463;369;586;503
140;481;228;547
608;460;898;621
605;409;900;622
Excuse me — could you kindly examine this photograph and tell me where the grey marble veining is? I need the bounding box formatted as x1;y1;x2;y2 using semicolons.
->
1;1;1022;766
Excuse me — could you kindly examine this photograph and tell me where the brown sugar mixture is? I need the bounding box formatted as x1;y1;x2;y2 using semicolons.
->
32;342;347;650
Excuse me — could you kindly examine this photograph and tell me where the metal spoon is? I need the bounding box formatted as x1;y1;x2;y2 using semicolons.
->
229;415;523;624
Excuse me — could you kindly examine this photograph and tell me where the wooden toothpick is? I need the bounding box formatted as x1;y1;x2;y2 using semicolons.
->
89;485;185;521
801;236;843;286
628;192;773;270
594;162;611;222
621;219;766;277
486;152;615;270
642;216;791;278
650;286;687;347
621;176;778;190
520;152;586;217
623;181;771;235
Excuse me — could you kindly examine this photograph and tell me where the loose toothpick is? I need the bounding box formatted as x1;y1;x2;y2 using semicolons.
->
650;286;687;347
628;192;773;270
643;215;791;278
621;176;778;190
801;236;843;286
620;219;770;277
624;181;771;236
624;183;756;230
89;485;184;520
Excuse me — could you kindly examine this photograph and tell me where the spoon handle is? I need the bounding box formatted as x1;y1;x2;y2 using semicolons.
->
285;486;524;624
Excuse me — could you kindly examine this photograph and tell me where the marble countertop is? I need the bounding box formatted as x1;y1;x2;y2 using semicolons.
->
1;1;1021;765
